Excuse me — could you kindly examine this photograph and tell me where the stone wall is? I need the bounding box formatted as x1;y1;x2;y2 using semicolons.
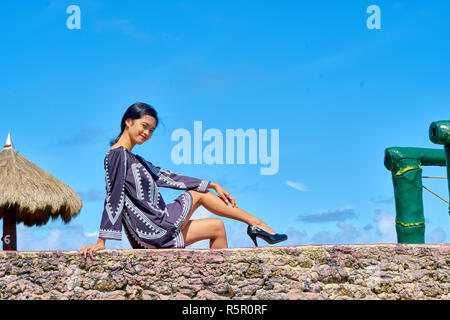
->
0;244;449;300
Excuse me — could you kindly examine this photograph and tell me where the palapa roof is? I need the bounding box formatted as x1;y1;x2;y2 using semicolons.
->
0;133;83;226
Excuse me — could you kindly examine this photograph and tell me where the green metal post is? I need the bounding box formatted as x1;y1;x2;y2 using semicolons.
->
429;120;450;215
384;147;446;243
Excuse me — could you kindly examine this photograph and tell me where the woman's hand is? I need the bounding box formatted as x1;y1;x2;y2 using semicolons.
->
79;238;105;259
209;182;238;208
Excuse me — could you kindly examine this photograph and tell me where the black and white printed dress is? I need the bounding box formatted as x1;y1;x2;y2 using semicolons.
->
98;146;210;248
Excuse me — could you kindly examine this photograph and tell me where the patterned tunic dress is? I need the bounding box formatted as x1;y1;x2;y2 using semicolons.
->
98;146;210;248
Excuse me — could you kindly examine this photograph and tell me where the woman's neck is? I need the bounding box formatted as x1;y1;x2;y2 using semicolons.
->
113;134;135;152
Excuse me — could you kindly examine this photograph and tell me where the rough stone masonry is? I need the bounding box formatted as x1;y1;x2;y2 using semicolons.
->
0;244;449;300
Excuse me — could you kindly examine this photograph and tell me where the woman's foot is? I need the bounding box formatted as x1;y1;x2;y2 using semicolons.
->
252;219;276;235
247;225;288;246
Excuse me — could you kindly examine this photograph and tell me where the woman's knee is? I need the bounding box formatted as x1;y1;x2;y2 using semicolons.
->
211;218;226;236
181;218;226;245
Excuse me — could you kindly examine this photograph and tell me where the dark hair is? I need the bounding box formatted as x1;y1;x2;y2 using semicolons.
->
109;102;159;146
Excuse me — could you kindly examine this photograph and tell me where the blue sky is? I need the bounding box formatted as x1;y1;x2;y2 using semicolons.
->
0;0;449;250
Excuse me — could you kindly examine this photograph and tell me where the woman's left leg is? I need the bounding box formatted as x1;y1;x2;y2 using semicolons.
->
184;190;276;235
181;218;228;248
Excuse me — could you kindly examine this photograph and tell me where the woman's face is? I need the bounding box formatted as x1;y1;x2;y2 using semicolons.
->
126;115;157;145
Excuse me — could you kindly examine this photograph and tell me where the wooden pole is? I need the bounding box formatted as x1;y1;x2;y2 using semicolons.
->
2;209;17;251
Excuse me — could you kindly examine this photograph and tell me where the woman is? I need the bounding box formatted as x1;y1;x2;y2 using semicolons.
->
79;102;287;258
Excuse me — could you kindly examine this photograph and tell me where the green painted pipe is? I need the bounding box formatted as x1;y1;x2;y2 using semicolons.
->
385;147;446;174
429;120;450;215
384;147;446;243
429;120;450;145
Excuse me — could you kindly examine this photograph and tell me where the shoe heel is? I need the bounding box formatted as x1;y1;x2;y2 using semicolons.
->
249;234;258;247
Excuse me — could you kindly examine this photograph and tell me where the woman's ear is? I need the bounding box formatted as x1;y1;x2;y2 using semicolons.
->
125;118;134;129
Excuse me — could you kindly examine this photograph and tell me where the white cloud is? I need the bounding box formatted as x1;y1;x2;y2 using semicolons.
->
426;227;447;243
84;231;99;238
17;223;95;251
16;222;131;251
300;206;357;223
283;227;307;246
10;208;408;250
373;210;397;243
335;221;372;244
308;222;372;245
310;231;333;245
286;180;310;192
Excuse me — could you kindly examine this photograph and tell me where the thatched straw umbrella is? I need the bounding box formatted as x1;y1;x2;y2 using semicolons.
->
0;133;83;250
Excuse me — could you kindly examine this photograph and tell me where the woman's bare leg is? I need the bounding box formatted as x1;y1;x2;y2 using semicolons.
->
181;190;276;235
181;218;228;248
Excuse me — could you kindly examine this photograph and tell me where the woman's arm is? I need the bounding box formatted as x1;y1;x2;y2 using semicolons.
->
207;182;238;208
79;149;127;258
136;155;210;192
98;148;127;241
79;237;105;259
156;167;210;191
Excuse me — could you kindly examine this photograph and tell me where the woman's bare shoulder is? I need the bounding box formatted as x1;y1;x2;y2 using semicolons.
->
109;145;124;152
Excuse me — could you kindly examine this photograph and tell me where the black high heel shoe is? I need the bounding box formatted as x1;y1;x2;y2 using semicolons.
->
247;225;288;246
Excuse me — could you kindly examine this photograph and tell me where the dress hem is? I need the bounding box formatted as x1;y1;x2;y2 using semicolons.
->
176;190;194;248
